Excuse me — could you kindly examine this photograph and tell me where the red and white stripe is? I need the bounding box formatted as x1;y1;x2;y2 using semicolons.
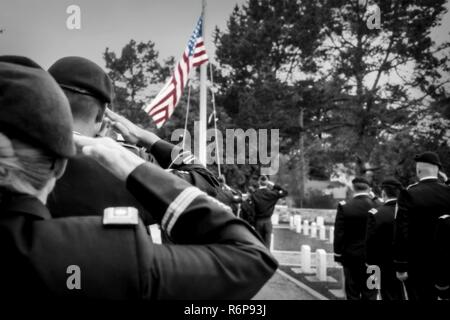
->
143;38;208;128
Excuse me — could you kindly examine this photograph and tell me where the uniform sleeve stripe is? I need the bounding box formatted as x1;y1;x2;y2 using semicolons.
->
162;187;205;235
205;195;233;214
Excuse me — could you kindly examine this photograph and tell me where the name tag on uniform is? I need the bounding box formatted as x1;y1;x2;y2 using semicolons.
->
103;207;139;226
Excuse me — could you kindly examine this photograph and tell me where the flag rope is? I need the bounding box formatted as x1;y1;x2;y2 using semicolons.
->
182;80;192;152
209;63;221;176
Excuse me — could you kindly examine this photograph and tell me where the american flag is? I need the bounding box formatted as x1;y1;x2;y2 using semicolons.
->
143;17;209;128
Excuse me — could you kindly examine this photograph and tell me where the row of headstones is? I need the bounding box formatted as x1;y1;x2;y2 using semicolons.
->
301;245;328;282
268;231;331;282
289;215;334;244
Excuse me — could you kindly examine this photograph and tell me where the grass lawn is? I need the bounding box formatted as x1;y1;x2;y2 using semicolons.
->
274;226;345;300
274;227;333;253
279;265;345;300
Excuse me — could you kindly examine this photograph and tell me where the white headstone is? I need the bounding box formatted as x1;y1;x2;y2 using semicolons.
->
289;216;295;230
301;245;312;273
316;249;327;281
310;222;317;238
272;213;280;225
316;216;325;227
303;220;309;236
329;226;335;244
319;225;326;240
295;215;302;233
270;233;274;252
294;215;301;227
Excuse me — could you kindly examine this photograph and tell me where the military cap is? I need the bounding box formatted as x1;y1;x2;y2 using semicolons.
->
352;177;370;186
414;151;442;168
48;56;113;103
381;177;403;189
0;56;75;158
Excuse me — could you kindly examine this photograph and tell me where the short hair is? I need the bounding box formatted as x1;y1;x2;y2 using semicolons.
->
353;182;370;192
63;89;105;124
382;185;400;198
0;132;58;195
258;175;268;186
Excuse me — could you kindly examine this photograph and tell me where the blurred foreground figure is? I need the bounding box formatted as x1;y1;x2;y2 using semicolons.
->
47;57;152;223
0;56;277;300
334;177;379;300
252;176;288;248
394;152;450;300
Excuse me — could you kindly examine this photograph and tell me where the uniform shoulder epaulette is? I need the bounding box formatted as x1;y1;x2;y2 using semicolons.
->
339;200;346;206
103;207;139;226
406;182;419;190
369;208;378;215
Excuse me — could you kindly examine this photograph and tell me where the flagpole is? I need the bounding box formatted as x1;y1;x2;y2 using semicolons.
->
198;0;208;166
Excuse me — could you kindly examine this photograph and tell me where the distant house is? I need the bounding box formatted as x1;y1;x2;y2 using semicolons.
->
303;162;356;201
304;179;348;200
323;180;348;200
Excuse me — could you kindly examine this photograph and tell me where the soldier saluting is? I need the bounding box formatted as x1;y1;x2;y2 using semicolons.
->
365;178;403;300
394;151;450;300
0;56;277;300
334;177;379;300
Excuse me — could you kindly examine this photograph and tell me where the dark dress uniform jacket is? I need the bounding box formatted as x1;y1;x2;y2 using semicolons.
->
365;200;403;300
48;154;154;224
216;186;242;216
0;163;277;300
365;200;396;266
149;139;222;198
252;185;288;220
334;194;378;262
394;178;450;299
434;214;450;297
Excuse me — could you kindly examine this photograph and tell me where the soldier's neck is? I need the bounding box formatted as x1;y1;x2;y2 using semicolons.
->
73;121;96;137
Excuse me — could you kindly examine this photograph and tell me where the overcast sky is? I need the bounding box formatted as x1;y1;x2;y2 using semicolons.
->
0;0;449;70
0;0;246;69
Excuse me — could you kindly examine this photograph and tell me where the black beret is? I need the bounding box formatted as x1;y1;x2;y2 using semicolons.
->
352;177;370;186
0;56;75;158
381;177;403;189
48;56;113;103
414;151;442;168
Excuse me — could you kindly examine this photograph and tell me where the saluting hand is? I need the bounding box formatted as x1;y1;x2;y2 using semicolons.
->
74;134;145;181
105;108;161;149
104;108;143;145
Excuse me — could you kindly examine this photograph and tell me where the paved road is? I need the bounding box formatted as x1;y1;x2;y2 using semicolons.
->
253;271;317;300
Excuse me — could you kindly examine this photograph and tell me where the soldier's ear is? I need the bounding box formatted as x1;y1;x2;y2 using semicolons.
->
53;158;68;180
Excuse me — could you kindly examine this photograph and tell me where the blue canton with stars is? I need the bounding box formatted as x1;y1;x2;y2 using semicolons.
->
187;17;203;57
